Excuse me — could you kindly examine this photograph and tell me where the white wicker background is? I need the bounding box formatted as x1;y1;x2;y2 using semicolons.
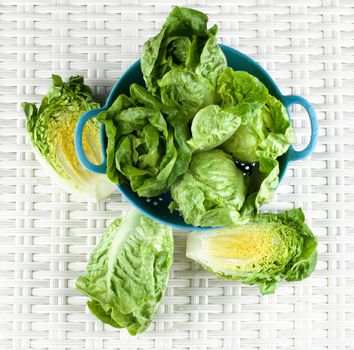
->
0;0;353;349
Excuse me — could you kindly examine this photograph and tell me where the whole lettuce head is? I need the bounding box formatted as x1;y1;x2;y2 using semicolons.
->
141;6;226;118
217;68;295;213
97;84;191;197
76;210;173;335
22;75;115;201
170;149;247;227
221;96;295;163
186;208;318;294
218;68;294;163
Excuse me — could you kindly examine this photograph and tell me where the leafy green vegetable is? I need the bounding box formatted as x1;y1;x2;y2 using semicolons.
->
186;208;317;294
22;75;115;202
216;69;295;214
141;6;226;118
98;84;191;197
218;67;269;117
222;111;265;163
221;93;295;163
170;149;247;227
76;210;173;335
158;69;207;117
187;105;241;152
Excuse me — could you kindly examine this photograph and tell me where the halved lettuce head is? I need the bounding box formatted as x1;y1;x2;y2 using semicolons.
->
22;75;115;201
169;149;247;227
186;208;317;294
141;6;226;118
76;210;173;336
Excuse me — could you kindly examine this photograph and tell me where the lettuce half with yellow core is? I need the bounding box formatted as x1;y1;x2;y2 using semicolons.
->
186;208;317;294
76;210;173;335
22;75;115;201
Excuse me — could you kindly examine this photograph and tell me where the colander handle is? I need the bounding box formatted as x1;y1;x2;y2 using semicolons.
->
282;95;318;162
75;108;107;174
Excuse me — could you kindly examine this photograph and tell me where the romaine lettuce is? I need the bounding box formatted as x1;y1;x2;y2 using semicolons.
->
221;93;295;164
76;211;173;335
98;84;191;197
186;208;317;294
170;149;247;227
141;6;226;118
218;67;269;117
217;69;295;213
22;75;115;201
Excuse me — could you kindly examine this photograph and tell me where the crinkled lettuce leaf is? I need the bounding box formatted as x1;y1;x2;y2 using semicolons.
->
186;208;317;294
141;6;226;118
170;149;247;227
76;211;173;335
98;84;191;197
22;74;115;201
218;67;269;117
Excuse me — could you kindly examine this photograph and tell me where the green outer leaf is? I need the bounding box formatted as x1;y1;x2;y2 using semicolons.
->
158;68;207;117
240;96;295;214
257;95;295;159
195;36;227;101
217;67;269;115
166;6;209;34
76;211;174;335
186;208;318;294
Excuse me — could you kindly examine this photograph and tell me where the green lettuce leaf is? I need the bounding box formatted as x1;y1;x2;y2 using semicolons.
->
187;105;241;152
186;208;317;294
222;94;295;164
130;83;192;185
170;149;247;227
22;74;115;201
76;211;174;335
141;6;226;118
98;84;191;197
158;69;207;117
218;67;269;117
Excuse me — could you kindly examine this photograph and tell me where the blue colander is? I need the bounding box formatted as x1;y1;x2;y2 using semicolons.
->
75;45;318;230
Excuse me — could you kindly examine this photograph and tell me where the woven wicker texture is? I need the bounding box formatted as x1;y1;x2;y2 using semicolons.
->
1;0;354;349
